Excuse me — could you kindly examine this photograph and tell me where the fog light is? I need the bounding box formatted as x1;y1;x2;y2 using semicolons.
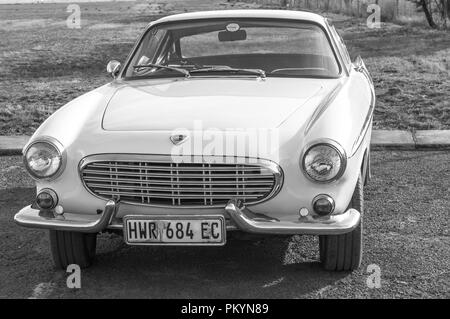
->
312;194;335;216
36;189;58;210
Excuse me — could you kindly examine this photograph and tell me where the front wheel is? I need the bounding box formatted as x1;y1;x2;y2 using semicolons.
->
319;174;363;271
49;230;97;269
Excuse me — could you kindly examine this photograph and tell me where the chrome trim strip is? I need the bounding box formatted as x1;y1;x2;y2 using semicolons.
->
14;200;118;233
304;81;344;135
300;138;347;184
225;199;360;235
350;113;373;157
324;19;349;76
79;154;284;209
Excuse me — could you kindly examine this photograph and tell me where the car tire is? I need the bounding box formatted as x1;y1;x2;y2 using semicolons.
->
49;230;97;269
319;174;363;271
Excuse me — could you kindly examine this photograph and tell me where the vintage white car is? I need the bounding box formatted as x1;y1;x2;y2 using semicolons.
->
15;10;374;271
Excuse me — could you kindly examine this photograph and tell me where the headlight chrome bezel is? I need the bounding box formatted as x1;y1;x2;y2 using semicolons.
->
301;139;347;183
23;136;66;181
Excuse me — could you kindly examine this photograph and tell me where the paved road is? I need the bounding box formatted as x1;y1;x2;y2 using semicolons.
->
0;151;449;298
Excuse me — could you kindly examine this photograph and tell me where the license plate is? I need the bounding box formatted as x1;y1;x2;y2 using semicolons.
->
123;215;226;245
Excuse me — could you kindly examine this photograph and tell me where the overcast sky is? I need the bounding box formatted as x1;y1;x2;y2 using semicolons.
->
0;0;135;4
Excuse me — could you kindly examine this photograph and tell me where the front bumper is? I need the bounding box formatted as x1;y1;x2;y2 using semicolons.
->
14;200;118;233
14;199;360;236
225;199;360;235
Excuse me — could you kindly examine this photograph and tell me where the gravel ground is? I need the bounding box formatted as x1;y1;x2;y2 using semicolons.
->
0;151;449;298
0;156;34;190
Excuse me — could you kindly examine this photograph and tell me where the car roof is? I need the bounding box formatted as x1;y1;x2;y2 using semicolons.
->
150;9;328;27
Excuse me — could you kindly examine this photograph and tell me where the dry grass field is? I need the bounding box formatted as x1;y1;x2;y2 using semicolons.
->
0;0;449;135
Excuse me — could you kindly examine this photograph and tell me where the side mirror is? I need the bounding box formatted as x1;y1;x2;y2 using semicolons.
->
353;55;364;73
106;60;121;79
353;55;373;85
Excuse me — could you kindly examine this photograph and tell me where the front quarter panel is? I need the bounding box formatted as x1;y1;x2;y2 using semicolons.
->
28;83;118;150
25;83;120;214
254;68;374;220
304;70;373;156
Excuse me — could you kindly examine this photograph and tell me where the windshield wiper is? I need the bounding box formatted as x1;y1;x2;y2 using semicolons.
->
132;63;190;77
190;66;266;78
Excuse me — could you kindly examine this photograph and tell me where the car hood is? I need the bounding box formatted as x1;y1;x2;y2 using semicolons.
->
102;78;328;131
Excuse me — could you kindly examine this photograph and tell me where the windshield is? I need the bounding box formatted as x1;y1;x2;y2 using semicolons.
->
124;19;341;79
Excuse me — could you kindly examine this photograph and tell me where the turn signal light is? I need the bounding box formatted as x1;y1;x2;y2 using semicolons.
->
312;194;335;216
36;189;58;210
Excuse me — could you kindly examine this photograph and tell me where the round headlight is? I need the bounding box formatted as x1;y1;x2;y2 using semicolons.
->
302;141;346;183
24;139;64;180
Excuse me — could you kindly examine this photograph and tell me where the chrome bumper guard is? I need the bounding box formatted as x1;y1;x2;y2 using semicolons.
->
225;199;360;235
14;200;118;233
14;199;360;235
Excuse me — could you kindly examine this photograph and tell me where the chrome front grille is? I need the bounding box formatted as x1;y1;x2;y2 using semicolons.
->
80;155;283;207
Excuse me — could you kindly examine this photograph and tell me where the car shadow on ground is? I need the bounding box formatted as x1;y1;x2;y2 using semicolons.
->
62;233;350;298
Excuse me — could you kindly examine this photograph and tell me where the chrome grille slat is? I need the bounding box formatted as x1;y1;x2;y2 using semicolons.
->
86;184;272;192
82;169;274;179
83;177;274;185
89;162;268;172
96;191;261;199
80;156;281;207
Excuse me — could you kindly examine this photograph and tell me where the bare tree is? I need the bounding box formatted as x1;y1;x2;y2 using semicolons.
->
410;0;449;29
422;0;438;27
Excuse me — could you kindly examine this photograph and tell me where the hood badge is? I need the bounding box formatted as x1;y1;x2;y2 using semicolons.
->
170;134;189;145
